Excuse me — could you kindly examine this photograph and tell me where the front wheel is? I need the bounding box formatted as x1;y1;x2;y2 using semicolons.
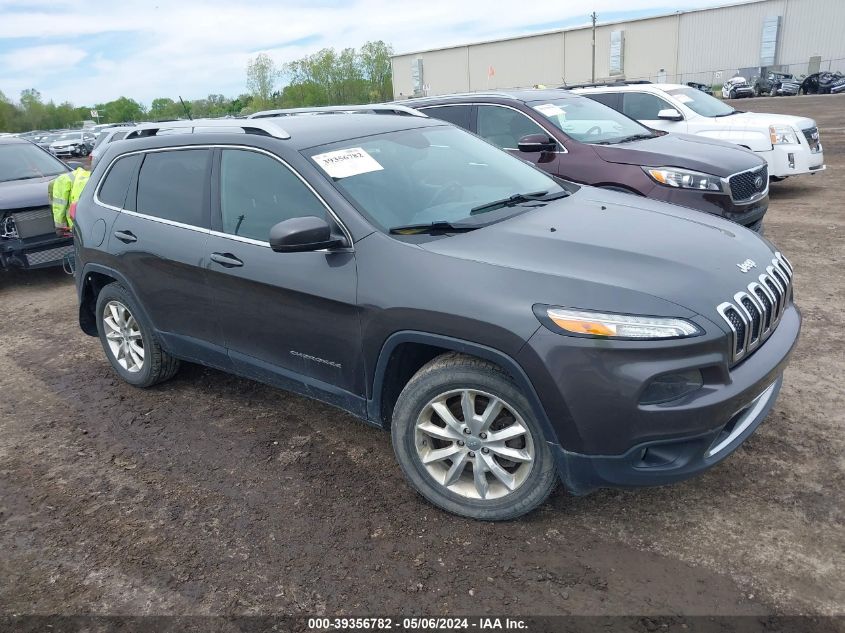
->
729;89;737;99
391;353;557;521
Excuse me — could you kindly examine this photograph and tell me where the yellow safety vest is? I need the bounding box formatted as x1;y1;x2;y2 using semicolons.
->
51;168;90;229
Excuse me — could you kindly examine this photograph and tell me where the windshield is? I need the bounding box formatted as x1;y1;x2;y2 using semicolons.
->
664;86;736;117
529;97;652;144
56;132;82;141
0;143;68;182
308;125;562;232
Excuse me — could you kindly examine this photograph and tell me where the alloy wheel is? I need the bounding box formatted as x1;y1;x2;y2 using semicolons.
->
102;300;145;373
414;389;535;500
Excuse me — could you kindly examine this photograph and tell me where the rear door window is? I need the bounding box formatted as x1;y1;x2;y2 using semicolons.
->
98;154;142;209
136;149;210;227
420;105;473;131
584;92;621;110
621;92;672;120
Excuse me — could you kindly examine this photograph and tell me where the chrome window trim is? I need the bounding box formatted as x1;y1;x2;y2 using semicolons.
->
93;144;354;250
419;102;569;154
120;208;211;234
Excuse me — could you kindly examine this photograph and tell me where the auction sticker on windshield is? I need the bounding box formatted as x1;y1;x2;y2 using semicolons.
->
534;103;566;118
312;147;384;179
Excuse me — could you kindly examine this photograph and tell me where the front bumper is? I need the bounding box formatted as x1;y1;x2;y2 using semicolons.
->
646;186;767;231
0;234;74;270
759;143;825;178
518;303;801;494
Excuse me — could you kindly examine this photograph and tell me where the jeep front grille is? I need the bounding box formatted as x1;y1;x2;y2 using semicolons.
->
717;252;793;365
728;165;768;202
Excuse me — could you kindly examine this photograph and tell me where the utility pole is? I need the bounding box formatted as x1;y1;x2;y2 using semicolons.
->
591;11;597;83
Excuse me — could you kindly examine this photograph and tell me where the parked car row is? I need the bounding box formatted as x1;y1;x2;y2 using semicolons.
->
72;110;802;520
718;70;845;98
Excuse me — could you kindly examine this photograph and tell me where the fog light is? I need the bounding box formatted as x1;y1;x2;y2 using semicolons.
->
640;369;703;405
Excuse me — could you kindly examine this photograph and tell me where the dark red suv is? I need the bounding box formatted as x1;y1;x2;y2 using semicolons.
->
403;89;768;231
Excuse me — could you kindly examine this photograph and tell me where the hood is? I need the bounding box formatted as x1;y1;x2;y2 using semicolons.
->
590;132;764;176
51;140;81;148
419;187;779;321
0;175;54;211
708;111;815;131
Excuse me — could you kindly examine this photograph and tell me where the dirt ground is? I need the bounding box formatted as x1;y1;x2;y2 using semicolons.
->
1;95;843;619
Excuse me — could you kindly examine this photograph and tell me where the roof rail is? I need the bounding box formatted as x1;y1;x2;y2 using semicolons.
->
247;104;427;119
563;79;653;90
125;118;291;140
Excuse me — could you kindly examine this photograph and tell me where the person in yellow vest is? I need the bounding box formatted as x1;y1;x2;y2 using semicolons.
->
51;167;90;233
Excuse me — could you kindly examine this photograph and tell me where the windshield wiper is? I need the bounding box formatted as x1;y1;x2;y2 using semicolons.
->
615;133;655;143
470;190;569;215
389;220;479;235
713;110;742;117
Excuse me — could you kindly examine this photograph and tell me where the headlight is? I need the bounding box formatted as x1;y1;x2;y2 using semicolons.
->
769;125;798;145
543;307;702;340
642;167;724;192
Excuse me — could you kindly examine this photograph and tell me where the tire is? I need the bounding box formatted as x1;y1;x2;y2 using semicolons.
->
753;85;761;97
391;353;557;521
729;89;736;99
770;86;777;97
80;146;90;157
95;283;180;388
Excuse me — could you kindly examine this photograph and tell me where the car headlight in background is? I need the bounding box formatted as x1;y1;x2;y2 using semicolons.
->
642;166;724;191
543;307;702;339
769;125;799;145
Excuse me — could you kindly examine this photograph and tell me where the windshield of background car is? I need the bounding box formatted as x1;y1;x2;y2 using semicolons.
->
307;125;561;232
0;143;68;182
665;86;735;117
529;97;651;144
56;132;81;141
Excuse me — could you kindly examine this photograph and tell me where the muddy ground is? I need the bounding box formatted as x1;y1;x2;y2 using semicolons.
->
1;95;843;619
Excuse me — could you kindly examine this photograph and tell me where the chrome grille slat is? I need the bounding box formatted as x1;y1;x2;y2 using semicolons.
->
718;254;793;365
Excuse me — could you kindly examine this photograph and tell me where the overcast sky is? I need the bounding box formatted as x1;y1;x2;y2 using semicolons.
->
1;0;723;107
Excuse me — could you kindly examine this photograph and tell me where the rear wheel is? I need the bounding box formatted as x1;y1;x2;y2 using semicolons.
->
391;353;557;521
96;283;180;388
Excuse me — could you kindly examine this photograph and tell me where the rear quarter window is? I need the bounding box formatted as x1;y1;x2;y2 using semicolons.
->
97;154;142;209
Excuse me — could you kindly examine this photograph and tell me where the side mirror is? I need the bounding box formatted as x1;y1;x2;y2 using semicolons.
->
657;108;683;121
269;216;346;253
517;133;557;153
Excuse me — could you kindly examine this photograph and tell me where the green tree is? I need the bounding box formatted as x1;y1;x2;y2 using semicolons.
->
360;40;394;101
97;96;145;123
246;53;278;111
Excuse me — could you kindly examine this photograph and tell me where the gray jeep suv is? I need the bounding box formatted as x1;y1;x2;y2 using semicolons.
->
74;112;800;520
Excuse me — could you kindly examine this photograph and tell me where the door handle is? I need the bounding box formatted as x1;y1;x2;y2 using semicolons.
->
113;230;137;243
210;252;244;268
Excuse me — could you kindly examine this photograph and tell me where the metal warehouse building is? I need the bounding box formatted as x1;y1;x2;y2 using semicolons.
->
390;0;845;98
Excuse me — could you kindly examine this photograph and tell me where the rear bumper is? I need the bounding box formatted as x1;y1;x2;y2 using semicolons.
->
0;234;74;270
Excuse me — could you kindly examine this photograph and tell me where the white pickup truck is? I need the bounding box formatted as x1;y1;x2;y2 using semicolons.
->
573;83;825;180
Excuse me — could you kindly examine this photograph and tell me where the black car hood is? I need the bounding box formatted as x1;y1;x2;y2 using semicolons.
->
420;187;779;321
0;175;54;211
590;132;764;176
